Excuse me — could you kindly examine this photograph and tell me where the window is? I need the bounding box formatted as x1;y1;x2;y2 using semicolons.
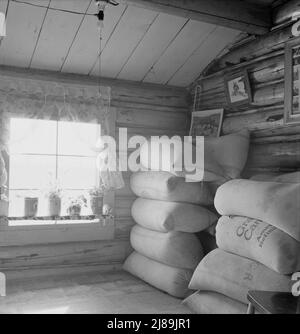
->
8;117;101;218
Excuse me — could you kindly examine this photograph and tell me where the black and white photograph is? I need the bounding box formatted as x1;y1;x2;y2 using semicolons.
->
224;70;252;106
190;109;224;137
0;0;299;320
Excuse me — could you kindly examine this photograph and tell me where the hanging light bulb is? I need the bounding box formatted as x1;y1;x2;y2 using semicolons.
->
95;1;106;30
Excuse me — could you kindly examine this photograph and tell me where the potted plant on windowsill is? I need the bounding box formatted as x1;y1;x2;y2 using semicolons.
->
67;195;87;218
47;188;62;217
0;155;8;217
0;186;8;217
89;184;106;216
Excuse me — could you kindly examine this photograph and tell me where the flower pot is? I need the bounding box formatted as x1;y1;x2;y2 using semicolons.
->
68;205;81;217
0;199;8;217
48;196;61;217
24;197;38;217
90;195;103;216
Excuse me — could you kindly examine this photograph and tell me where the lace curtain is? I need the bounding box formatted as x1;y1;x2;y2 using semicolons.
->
0;76;124;202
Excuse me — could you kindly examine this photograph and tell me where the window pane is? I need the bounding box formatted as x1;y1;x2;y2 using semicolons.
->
10;118;57;154
9;155;56;190
58;121;100;156
57;156;97;190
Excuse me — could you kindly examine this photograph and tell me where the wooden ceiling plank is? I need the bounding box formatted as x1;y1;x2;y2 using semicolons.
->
0;1;49;68
115;13;160;78
58;1;93;71
143;20;216;85
119;0;271;35
19;0;50;6
30;9;84;71
117;13;187;82
89;6;158;78
168;27;241;87
62;4;127;75
49;0;91;13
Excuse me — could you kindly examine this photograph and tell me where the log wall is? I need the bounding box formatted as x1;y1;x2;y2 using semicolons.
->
0;66;189;279
190;23;300;176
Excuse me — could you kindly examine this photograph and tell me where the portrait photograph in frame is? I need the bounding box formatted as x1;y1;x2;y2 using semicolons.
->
224;70;252;107
189;109;224;138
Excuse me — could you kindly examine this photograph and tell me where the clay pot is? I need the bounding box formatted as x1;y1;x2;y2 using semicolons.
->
90;195;103;216
48;195;61;217
24;197;38;217
68;205;81;217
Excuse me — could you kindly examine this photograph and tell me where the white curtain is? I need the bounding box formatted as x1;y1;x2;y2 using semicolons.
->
0;76;124;204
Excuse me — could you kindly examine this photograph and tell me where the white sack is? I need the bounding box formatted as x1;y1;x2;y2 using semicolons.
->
215;179;300;241
189;249;291;304
131;198;217;233
130;171;214;205
216;216;300;274
130;225;203;270
123;251;193;298
139;130;250;182
183;291;247;314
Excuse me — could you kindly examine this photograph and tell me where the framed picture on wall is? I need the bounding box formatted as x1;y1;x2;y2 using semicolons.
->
224;70;252;106
189;109;224;137
284;37;300;124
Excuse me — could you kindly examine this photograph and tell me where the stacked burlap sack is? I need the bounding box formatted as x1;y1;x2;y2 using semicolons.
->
124;130;251;299
184;176;299;314
123;171;218;298
139;130;250;184
135;129;250;235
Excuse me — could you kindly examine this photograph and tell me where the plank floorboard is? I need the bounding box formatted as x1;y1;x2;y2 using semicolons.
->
0;271;191;314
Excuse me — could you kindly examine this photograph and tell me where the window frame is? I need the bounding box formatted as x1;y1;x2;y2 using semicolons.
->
0;108;117;246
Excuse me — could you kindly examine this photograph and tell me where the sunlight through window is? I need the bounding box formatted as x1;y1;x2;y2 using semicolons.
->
8;118;100;218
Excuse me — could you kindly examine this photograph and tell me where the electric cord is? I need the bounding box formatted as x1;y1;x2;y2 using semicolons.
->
8;0;118;17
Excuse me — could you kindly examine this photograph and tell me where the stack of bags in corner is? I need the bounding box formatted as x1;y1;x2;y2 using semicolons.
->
185;173;300;314
123;171;218;298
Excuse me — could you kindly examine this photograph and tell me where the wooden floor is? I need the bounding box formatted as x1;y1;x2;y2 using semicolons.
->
0;270;192;314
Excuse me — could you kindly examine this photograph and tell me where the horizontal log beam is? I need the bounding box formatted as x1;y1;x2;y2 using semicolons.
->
247;141;300;169
120;0;272;35
273;0;300;25
0;65;188;107
204;24;293;75
222;106;284;134
197;80;284;113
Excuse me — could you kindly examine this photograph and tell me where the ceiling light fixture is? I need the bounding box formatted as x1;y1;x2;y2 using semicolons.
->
94;0;119;25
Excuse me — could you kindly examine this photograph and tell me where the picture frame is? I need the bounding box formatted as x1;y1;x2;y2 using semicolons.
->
224;70;252;106
284;37;300;125
189;109;224;138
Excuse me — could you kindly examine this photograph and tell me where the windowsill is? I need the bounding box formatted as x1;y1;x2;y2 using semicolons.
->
0;215;115;246
8;219;109;227
6;214;113;226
